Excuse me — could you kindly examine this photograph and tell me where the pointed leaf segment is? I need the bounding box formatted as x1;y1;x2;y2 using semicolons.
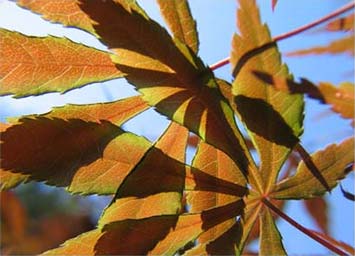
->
157;0;199;53
231;0;304;193
0;29;122;97
0;96;150;195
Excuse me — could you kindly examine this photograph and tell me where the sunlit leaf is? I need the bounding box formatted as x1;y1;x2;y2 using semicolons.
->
0;29;122;97
287;36;354;56
43;229;101;255
231;0;304;192
272;137;354;199
9;95;149;126
325;13;354;32
78;0;254;175
0;170;28;191
254;72;354;124
236;191;262;254
259;208;286;255
157;0;199;53
95;201;244;255
17;0;98;36
188;141;247;212
99;122;188;225
184;222;240;256
185;141;247;254
1;98;151;194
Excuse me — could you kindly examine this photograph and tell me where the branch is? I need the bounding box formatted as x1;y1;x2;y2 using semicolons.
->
210;2;355;71
262;198;348;255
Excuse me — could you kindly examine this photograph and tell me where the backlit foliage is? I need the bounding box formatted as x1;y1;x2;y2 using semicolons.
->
1;0;354;255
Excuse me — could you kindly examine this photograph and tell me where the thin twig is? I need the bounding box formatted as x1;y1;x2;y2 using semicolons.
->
262;198;348;255
210;2;355;71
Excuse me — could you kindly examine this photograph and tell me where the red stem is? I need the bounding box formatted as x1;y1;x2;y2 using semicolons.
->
262;198;348;255
209;2;355;71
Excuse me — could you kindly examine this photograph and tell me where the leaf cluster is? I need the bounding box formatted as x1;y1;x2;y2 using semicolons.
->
0;0;354;255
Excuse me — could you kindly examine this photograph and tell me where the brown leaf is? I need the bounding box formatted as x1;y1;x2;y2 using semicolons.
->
303;197;328;233
0;191;27;244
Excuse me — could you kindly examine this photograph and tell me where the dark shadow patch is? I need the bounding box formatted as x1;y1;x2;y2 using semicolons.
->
234;95;299;148
1;117;121;187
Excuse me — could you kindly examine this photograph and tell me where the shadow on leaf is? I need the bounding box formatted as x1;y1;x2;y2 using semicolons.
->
1;118;121;187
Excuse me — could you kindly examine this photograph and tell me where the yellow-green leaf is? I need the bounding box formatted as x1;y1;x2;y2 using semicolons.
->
1;97;151;194
99;122;188;226
0;29;122;97
157;0;199;53
259;208;286;255
231;0;304;192
78;0;254;176
185;141;246;254
272;137;354;199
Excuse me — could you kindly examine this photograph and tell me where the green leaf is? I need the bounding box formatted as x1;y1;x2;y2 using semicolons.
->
157;0;199;53
1;97;151;194
0;29;123;97
78;0;254;175
272;137;354;199
259;208;286;255
231;0;304;192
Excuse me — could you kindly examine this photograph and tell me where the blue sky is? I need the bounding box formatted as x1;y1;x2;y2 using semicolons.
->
0;0;353;254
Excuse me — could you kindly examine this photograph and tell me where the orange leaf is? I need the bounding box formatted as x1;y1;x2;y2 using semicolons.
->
18;0;98;36
183;141;247;254
254;72;355;124
0;29;122;97
95;200;244;255
287;36;354;57
1;97;151;194
157;0;199;53
325;13;354;32
77;0;254;176
99;122;189;225
0;191;27;243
